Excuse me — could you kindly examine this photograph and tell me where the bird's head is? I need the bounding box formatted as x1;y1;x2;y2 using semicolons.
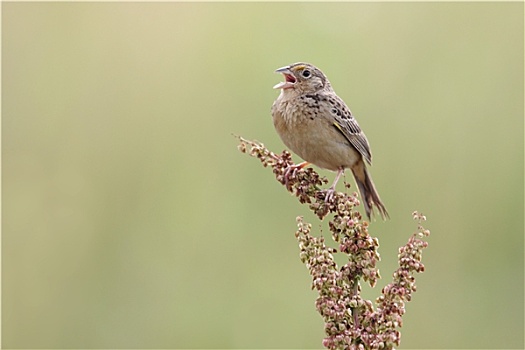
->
273;62;331;95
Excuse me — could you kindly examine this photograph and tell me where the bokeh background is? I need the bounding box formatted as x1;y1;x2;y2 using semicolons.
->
3;2;523;349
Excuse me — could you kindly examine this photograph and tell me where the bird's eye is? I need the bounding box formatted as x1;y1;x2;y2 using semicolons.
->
302;70;311;78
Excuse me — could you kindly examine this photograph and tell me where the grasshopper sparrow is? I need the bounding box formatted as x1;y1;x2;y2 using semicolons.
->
271;62;388;220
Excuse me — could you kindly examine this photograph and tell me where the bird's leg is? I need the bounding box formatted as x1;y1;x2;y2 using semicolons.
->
324;167;345;202
283;161;310;187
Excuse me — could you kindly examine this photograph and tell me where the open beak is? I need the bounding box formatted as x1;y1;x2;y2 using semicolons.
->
273;66;296;90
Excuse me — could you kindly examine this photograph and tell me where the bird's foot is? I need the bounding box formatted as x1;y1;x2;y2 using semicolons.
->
318;168;344;203
315;187;335;204
282;162;309;189
319;187;337;203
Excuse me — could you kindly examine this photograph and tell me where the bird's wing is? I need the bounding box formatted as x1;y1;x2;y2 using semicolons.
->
328;95;373;165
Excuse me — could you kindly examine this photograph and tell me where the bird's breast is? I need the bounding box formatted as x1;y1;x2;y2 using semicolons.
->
272;95;361;171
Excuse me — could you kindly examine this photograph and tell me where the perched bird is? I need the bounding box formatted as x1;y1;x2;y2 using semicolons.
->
271;62;389;220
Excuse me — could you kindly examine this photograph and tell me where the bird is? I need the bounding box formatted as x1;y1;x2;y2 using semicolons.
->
271;62;389;220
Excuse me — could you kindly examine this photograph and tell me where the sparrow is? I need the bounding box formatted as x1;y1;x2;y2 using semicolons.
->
271;62;388;220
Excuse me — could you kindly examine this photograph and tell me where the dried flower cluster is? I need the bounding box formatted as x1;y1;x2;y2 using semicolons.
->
237;136;430;350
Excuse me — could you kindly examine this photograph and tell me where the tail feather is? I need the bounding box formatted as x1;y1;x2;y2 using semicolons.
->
352;165;389;220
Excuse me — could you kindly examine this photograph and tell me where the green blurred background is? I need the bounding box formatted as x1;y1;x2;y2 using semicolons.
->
3;2;523;349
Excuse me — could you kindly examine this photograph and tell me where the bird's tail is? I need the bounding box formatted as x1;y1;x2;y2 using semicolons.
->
352;164;389;220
